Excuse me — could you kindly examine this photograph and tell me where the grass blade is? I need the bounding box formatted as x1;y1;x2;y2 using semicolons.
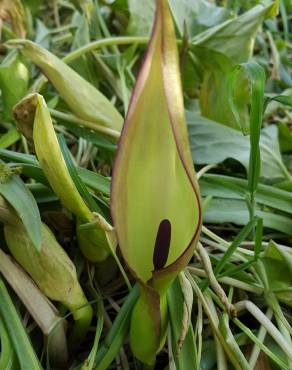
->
214;217;258;276
58;133;102;213
0;278;42;370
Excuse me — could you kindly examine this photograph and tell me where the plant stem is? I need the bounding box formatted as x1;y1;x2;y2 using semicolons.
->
63;37;146;64
188;267;263;294
50;109;120;140
68;301;93;350
197;164;217;180
197;243;236;317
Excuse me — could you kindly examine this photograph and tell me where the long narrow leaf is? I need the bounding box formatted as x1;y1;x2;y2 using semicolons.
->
0;319;17;370
0;278;42;370
214;217;258;276
58;134;102;214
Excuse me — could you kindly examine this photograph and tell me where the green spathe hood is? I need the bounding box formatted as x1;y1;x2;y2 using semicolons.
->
111;0;202;364
111;0;201;290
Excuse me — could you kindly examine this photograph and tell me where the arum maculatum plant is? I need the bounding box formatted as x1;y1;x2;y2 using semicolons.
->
7;38;123;140
111;0;202;364
13;93;116;263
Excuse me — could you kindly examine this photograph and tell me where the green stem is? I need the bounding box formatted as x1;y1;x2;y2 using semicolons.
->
197;243;236;316
68;301;93;350
188;267;263;295
63;37;148;64
196;164;217;180
50;108;120;140
201;227;252;259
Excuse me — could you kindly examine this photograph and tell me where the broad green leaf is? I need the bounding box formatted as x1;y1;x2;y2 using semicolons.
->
0;170;42;250
34;19;50;49
203;197;292;236
194;47;236;128
188;112;287;181
169;0;232;37
7;40;123;132
0;51;28;119
71;13;100;86
191;2;278;129
127;0;155;36
191;2;279;63
198;53;266;137
127;0;232;38
0;278;42;370
111;0;201;363
262;241;292;307
200;174;292;216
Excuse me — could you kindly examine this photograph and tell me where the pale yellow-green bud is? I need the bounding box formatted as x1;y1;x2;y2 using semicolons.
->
0;198;92;343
